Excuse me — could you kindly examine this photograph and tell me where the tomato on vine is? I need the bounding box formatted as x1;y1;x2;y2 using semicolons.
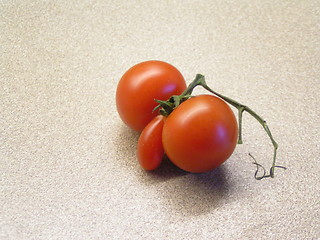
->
152;74;286;179
117;61;286;179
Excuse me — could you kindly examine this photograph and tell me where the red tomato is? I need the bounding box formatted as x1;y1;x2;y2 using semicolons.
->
116;60;187;132
162;95;238;173
137;115;165;170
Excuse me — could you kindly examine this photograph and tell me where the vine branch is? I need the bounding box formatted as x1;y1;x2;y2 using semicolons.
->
190;74;286;179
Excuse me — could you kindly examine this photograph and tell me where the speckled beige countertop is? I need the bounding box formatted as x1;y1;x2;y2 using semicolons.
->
1;1;319;239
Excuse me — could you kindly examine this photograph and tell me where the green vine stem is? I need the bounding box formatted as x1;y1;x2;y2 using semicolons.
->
155;74;286;180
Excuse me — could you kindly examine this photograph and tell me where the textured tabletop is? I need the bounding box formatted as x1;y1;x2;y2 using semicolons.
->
1;1;319;239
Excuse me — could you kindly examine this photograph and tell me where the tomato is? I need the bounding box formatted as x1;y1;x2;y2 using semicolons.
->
162;95;238;173
137;115;165;170
116;60;187;132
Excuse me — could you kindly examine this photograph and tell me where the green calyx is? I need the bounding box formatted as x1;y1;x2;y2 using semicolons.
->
154;74;286;180
153;74;207;116
153;95;191;117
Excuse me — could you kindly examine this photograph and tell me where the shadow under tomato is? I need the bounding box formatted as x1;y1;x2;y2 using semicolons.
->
115;122;234;216
156;165;233;217
140;155;188;183
139;154;234;216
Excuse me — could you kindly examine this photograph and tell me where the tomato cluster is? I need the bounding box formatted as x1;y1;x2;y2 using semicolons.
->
116;60;238;173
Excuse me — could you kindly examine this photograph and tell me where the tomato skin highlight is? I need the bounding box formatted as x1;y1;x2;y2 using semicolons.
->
116;60;186;132
162;95;238;173
137;115;165;170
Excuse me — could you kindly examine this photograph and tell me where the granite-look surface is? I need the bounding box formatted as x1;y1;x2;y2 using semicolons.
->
1;1;319;239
